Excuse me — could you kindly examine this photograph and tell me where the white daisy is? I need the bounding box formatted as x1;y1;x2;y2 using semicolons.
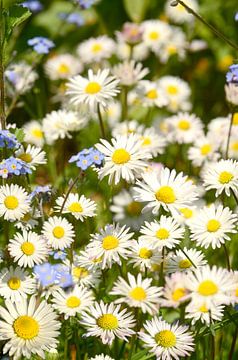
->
45;53;83;80
64;257;101;288
166;247;207;273
0;184;30;221
5;62;38;94
142;20;172;52
95;134;152;185
15;144;46;170
15;208;41;230
136;80;168;108
77;36;116;64
0;266;36;303
158;28;187;64
188;135;220;167
0;296;60;359
8;230;49;268
89;355;115;360
110;273;162;315
111;120;144;137
23;120;44;147
66;69;120;111
55;193;97;221
76;248;103;272
112;60;149;86
189;204;237;249
103;100;121;127
160;272;190;308
185;301;225;325
80;301;135;345
165;0;198;24
139;316;194;360
128;238;162;271
42;216;75;250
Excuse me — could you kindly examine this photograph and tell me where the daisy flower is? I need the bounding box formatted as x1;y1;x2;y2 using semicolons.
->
77;35;116;64
139;316;194;360
8;230;49;268
89;355;115;360
96;134;151;185
133;167;198;215
166;247;207;274
0;296;60;359
66;69;120;111
80;301;135;345
139;128;167;156
165;0;198;24
173;205;200;226
185;301;225;325
189;204;237;249
110;273;163;315
188;136;220;167
139;216;184;250
42;216;75;250
88;224;134;269
76;248;103;271
64;256;101;287
15;208;41;230
203;159;238;197
0;184;30;221
45;53;83;80
52;285;94;319
112;60;149;86
23;120;44;147
0;266;36;303
128;238;162;271
55;193;97;221
158;28;187;64
142;20;172;52
15;144;46;170
111;120;144;137
160;272;190;308
136;80;168;108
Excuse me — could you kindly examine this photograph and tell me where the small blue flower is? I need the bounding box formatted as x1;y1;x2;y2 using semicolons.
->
53;264;73;288
0;156;32;178
27;37;55;54
30;185;52;201
59;12;84;27
69;147;104;170
21;0;43;12
235;12;238;21
77;0;96;9
226;64;238;84
52;250;67;260
34;263;58;287
0;130;20;149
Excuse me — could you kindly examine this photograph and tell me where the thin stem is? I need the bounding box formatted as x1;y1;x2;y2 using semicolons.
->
178;244;197;268
231;188;238;206
159;247;165;286
59;173;81;214
225;113;234;159
0;0;6;130
228;326;238;360
223;243;231;271
121;86;128;121
175;0;238;51
97;103;106;138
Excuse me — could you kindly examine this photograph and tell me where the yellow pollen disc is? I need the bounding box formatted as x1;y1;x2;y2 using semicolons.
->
149;31;159;40
112;148;131;164
167;85;178;95
146;89;158;99
177;4;185;12
130;286;147;301
58;63;70;74
102;235;119;250
168;45;177;55
198;280;218;296
66;296;81;308
207;219;221;232
4;196;19;210
126;201;142;216
231;142;238;151
179;207;193;219
156;228;169;240
200;144;211;155
172;288;186;301
139;247;153;259
97;314;118;330
155;186;176;204
72;267;88;279
31;128;43;138
21;212;31;222
85;82;101;94
232;113;238;125
155;330;176;348
21;242;35;256
219;171;234;184
179;259;192;269
141;136;152;146
235;288;238;297
199;304;208;313
18;153;32;163
178;120;190;130
53;226;65;239
68;202;83;213
13;316;39;340
8;277;21;290
92;43;102;53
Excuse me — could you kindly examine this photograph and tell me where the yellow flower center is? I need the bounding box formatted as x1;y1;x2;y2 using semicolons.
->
112;148;131;164
167;85;178;95
97;314;118;330
141;137;152;146
21;242;35;256
58;63;70;74
68;202;83;213
172;288;186;301
207;219;221;232
4;196;19;210
102;235;119;250
31;128;43;138
178;120;190;130
155;330;176;348
168;45;177;55
126;201;142;216
199;304;208;313
231;142;238;151
156;228;169;240
129;286;147;301
52;226;65;239
219;171;234;184
179;259;192;269
146;89;157;99
139;247;153;259
200;144;211;155
66;296;81;308
235;288;238;297
198;280;218;296
232;113;238;125
18;153;32;163
149;31;159;40
13;316;39;340
179;207;193;219
155;186;176;204
72;267;88;279
8;277;21;290
177;3;185;12
85;82;101;94
92;43;102;53
21;212;31;222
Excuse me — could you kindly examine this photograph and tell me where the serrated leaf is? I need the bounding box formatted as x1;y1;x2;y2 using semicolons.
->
4;4;31;41
14;128;25;143
123;0;149;22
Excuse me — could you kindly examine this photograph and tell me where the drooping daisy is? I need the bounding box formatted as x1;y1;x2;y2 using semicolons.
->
133;167;198;215
136;80;168;108
158;76;191;112
45;53;83;80
95;134;152;185
0;296;60;359
0;266;36;303
88;224;135;269
160;272;190;308
189;204;237;249
202;159;238;197
0;184;30;221
185;301;225;325
77;35;116;64
64;256;101;287
66;69;120;111
42;216;75;250
139;216;184;250
23;120;44;147
52;285;94;319
128;238;162;271
165;0;198;24
8;230;49;268
110;273;162;315
188;135;220;167
112;60;149;86
80;301;135;345
55;193;97;221
166;247;207;274
139;316;194;360
15;144;46;170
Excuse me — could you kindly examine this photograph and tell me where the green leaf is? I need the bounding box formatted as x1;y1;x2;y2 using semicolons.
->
4;4;31;41
123;0;149;22
14;128;25;143
132;350;155;360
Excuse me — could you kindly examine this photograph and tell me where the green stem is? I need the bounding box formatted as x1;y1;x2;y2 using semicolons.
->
228;326;238;360
223;243;231;271
97;103;106;138
175;0;238;51
0;0;6;130
225;113;234;159
59;173;81;214
231;189;238;206
159;247;165;286
178;244;197;268
121;86;128;121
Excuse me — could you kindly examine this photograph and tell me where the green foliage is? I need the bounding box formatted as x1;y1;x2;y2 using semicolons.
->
3;4;31;42
123;0;150;23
